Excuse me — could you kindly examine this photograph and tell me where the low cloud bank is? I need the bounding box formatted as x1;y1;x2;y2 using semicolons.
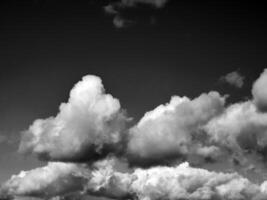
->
85;161;267;200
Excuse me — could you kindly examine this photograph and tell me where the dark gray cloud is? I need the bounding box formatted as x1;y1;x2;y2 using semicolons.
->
252;69;267;112
220;71;245;88
103;0;169;28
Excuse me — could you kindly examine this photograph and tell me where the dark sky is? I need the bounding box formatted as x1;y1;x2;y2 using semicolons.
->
0;0;267;183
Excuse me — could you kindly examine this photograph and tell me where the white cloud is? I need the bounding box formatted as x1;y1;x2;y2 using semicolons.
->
19;75;129;161
1;162;88;198
252;69;267;111
85;161;267;200
127;92;226;165
204;101;267;155
220;71;245;88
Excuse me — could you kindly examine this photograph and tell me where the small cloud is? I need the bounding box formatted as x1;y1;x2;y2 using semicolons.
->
103;0;169;28
19;75;129;162
113;15;134;28
220;71;245;88
103;4;118;15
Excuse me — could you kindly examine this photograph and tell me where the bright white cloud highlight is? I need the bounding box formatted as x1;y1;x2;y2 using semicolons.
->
19;75;128;161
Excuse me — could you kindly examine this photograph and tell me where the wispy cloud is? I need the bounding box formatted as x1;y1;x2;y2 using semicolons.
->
220;71;245;88
103;0;169;28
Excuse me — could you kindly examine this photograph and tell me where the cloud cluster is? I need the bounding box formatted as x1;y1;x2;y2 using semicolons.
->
220;71;245;88
3;69;267;200
104;0;169;28
19;75;128;162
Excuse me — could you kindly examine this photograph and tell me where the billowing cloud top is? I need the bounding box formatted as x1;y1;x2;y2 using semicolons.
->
19;75;128;161
127;92;226;165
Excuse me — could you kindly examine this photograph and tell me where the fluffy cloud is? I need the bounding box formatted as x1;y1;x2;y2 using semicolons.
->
252;69;267;111
127;92;226;165
85;161;267;200
19;75;128;162
204;101;267;158
220;71;245;88
1;162;88;198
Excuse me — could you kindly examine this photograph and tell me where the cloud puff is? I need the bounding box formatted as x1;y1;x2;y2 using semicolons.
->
127;92;226;166
104;0;169;28
85;161;267;200
19;75;128;162
220;71;245;88
116;0;169;8
252;69;267;111
1;162;88;198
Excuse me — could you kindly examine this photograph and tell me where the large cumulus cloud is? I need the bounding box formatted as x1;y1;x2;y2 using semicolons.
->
3;70;267;200
19;75;129;162
127;92;226;165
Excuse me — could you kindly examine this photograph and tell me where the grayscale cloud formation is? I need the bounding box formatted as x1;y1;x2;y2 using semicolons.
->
3;69;267;200
220;71;245;88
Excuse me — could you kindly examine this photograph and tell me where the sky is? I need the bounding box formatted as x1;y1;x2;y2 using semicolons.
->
1;0;267;200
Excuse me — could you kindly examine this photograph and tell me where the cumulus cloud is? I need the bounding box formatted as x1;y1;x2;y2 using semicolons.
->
19;75;129;162
103;0;169;28
220;71;245;88
127;92;226;165
252;69;267;111
1;162;88;198
84;161;267;200
204;100;267;160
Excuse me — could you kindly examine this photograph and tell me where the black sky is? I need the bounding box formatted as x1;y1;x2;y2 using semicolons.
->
0;0;267;183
